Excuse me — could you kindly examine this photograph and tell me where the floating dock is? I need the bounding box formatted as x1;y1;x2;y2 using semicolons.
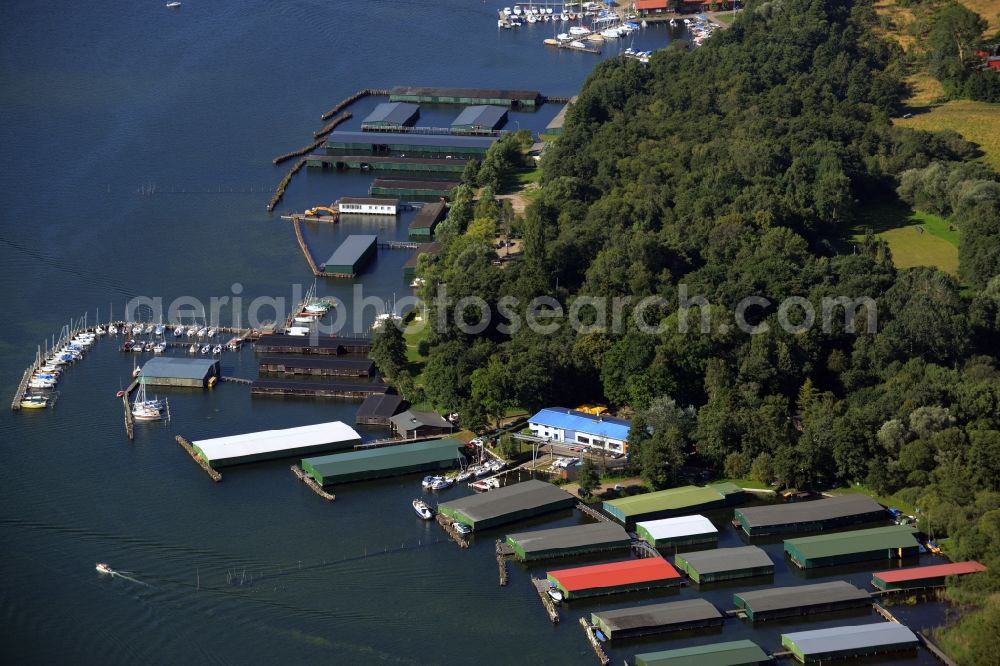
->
408;201;447;238
388;85;541;108
674;546;774;584
872;561;987;590
369;178;458;198
326;130;497;156
258;356;376;378
504;522;631;562
322;234;378;277
437;479;574;532
781;623;919;663
634;640;772;666
734;494;888;536
300;438;463;485
635;514;719;550
250;378;388;399
190;421;362;468
546;557;682;600
304;154;467;173
784;525;920;569
253;334;371;355
733;580;871;622
602;483;745;525
590;598;724;640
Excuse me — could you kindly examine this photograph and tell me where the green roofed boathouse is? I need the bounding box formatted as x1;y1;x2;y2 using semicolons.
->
634;640;773;666
732;581;871;621
322;234;377;277
784;525;920;569
603;483;745;526
301;438;462;486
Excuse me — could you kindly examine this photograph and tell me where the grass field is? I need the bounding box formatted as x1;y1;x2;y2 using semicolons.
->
853;201;960;274
403;316;429;383
896;100;1000;173
959;0;1000;34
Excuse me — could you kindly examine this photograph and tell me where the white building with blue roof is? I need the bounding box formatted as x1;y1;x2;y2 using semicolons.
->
528;408;631;455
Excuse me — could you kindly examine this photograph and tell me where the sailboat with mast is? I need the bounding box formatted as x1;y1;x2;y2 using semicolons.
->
131;383;163;421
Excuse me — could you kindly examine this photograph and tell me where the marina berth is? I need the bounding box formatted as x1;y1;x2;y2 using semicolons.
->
590;598;724;640
546;557;682;599
783;525;920;569
437;479;575;531
300;438;463;485
504;522;631;562
138;357;220;388
634;640;772;666
602;483;745;525
732;581;871;621
734;494;888;536
322;234;378;277
635;514;719;549
674;546;774;584
781;623;919;663
191;421;362;468
871;561;987;590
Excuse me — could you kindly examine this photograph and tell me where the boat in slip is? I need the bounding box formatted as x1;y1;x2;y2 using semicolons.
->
189;343;198;354
131;384;162;421
568;25;590;36
546;585;564;604
109;324;119;335
412;499;434;520
173;326;185;337
200;344;211;355
153;342;167;354
212;344;223;355
430;476;453;491
20;395;48;409
96;562;114;574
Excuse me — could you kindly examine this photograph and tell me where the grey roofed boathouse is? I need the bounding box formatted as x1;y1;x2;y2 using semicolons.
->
323;234;378;277
782;623;918;662
735;494;887;536
438;479;575;531
733;580;871;621
355;393;405;427
450;105;508;132
139;357;220;388
591;598;724;640
389;410;455;439
674;546;774;584
361;102;419;129
505;522;631;561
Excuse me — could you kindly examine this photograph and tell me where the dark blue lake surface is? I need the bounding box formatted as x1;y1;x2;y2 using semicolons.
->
0;2;944;663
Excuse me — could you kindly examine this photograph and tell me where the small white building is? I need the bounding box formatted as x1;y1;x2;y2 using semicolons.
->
337;196;399;215
528;407;631;455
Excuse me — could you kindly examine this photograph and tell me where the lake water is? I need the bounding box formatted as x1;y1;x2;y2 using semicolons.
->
0;2;944;663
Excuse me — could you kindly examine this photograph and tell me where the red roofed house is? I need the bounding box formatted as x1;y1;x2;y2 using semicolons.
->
635;0;671;16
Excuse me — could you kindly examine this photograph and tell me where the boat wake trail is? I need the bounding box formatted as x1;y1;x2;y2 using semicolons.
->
110;571;153;588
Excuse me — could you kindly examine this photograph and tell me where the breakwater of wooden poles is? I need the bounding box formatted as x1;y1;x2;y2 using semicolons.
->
319;88;388;121
176;435;222;482
313;111;352;139
291;217;322;276
272;112;353;165
266;158;306;212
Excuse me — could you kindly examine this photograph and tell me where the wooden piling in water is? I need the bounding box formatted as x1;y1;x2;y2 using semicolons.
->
272;112;352;165
291;464;336;501
319;89;387;121
531;577;560;624
496;539;509;586
313;111;352;139
291;217;322;276
579;618;611;666
175;435;222;482
266;157;306;212
435;513;470;548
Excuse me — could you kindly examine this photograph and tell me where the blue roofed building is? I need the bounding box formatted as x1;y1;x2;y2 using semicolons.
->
528;408;632;456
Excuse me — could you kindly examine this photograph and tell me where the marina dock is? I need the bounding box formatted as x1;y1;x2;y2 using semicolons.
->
531;577;560;624
435;512;470;548
291;464;336;501
579;618;611;666
175;436;223;482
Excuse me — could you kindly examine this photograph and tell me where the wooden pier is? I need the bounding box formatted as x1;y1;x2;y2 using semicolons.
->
872;602;902;623
11;366;36;411
282;212;339;224
291;216;323;276
531;577;560;624
219;376;254;385
435;513;470;548
175;435;222;482
291;464;336;501
579;618;611;666
544;40;602;55
576;501;612;523
496;539;510;586
920;631;958;666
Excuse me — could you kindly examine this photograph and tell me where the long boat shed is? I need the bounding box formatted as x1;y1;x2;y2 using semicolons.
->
139;357;220;388
636;514;719;550
355;393;405;427
603;483;745;525
301;438;462;486
370;179;458;198
258;356;376;378
361;101;419;129
389;85;541;108
408;201;447;237
675;546;774;584
872;561;987;590
253;335;371;355
781;623;918;663
326;130;497;156
590;598;723;640
733;581;871;621
504;522;630;562
547;557;681;600
191;421;362;468
403;242;441;280
634;640;773;666
450;105;508;132
735;494;887;536
437;479;574;531
323;234;378;277
784;525;920;569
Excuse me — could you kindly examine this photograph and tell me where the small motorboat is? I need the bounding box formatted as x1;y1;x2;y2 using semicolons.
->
430;477;453;491
189;343;198;354
173;326;185;337
546;586;564;604
166;2;181;9
20;395;48;409
96;562;113;575
453;521;472;535
421;475;438;490
456;469;474;483
212;345;223;355
412;499;434;520
200;344;211;355
108;324;119;335
116;389;126;398
153;342;166;354
154;324;165;336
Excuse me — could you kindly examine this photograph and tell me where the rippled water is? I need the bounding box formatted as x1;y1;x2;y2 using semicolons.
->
0;2;944;663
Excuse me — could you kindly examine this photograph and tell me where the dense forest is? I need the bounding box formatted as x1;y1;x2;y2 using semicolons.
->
379;0;1000;657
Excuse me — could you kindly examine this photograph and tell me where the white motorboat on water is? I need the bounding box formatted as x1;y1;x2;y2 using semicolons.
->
546;586;564;603
412;499;434;520
20;394;48;409
173;326;185;337
212;344;223;355
456;468;474;482
430;477;453;491
109;324;119;335
154;324;165;336
166;2;181;8
200;344;211;354
154;342;167;354
96;562;113;574
189;343;198;354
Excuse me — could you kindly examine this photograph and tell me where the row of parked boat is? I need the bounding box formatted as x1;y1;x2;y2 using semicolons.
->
286;298;337;336
20;330;105;408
